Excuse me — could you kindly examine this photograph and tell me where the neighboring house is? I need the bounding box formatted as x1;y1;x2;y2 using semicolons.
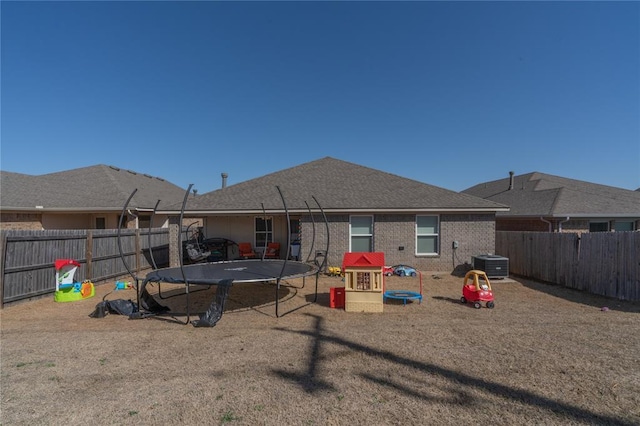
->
161;157;509;272
462;171;640;233
0;165;187;230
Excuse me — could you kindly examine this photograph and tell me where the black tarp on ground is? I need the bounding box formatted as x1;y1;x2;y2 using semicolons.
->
192;280;233;327
89;299;138;318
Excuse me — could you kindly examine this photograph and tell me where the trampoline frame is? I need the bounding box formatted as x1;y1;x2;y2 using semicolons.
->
116;184;328;326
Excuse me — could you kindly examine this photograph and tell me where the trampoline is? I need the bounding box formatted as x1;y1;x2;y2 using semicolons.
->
112;183;330;328
139;259;318;327
383;271;423;307
145;259;316;285
383;290;423;306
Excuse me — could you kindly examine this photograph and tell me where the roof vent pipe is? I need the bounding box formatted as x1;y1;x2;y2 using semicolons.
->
221;172;228;188
508;171;515;190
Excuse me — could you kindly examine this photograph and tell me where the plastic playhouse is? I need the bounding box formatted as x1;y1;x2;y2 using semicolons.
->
54;259;95;302
342;252;385;313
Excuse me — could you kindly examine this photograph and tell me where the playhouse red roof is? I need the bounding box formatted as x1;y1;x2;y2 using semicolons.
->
342;252;386;269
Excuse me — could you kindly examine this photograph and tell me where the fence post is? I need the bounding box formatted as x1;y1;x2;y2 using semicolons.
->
86;230;93;280
0;231;6;308
135;229;141;276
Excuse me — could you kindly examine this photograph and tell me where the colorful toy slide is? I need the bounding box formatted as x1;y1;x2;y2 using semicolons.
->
54;259;95;302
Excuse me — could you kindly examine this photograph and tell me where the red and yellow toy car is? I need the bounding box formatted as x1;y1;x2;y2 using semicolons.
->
461;270;495;309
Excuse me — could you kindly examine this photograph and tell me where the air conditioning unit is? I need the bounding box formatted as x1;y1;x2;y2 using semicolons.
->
472;255;509;278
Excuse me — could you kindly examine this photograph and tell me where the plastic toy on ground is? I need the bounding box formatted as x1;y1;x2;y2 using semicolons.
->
461;269;494;309
54;259;95;302
392;264;417;277
115;281;132;290
327;266;343;277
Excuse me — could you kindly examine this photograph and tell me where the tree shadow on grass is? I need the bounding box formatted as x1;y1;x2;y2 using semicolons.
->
273;314;635;426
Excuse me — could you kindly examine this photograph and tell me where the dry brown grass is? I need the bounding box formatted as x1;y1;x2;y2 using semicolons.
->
1;272;639;425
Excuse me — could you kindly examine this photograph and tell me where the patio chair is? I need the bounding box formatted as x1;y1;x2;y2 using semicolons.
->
238;242;257;259
263;242;280;259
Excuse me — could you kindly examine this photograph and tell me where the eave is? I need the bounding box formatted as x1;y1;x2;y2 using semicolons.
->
158;207;510;215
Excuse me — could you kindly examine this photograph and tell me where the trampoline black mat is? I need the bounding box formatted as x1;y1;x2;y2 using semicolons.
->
144;259;318;284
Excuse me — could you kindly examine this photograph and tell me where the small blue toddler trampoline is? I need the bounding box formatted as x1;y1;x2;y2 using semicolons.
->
384;290;423;306
383;270;423;306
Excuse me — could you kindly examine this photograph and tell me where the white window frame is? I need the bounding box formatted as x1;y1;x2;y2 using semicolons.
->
349;215;373;252
255;216;273;247
416;215;439;256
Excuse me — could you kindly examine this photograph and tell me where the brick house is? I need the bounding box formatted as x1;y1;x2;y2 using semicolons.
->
0;165;186;230
161;157;508;272
462;171;640;233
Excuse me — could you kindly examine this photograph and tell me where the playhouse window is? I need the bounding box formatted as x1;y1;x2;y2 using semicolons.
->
350;215;373;252
416;215;439;255
356;272;372;290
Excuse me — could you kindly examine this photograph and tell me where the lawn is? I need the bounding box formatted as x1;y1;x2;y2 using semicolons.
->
1;272;638;425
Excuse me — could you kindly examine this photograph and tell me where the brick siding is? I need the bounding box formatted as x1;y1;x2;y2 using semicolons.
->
0;213;43;230
300;213;496;273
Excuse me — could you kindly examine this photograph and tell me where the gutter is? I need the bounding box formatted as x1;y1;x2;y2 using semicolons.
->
157;207;512;215
0;206;160;213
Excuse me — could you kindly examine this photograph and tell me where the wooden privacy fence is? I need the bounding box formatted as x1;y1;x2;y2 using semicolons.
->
0;228;170;306
496;231;640;301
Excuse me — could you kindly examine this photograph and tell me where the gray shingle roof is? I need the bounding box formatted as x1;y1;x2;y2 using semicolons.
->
179;157;507;213
1;165;187;211
462;172;640;217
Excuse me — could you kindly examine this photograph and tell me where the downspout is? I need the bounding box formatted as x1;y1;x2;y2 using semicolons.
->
540;217;553;232
558;217;570;232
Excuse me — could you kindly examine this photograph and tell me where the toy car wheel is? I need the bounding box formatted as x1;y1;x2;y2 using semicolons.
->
460;296;467;304
473;302;481;309
409;272;417;277
398;271;405;277
487;301;495;309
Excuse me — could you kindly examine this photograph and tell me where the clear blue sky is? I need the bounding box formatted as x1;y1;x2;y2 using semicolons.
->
2;1;639;193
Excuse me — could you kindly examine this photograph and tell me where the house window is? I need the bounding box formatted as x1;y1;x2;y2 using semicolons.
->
614;221;635;232
289;218;300;243
95;217;106;229
255;217;273;248
589;221;610;232
138;215;151;229
416;215;439;255
350;215;373;252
